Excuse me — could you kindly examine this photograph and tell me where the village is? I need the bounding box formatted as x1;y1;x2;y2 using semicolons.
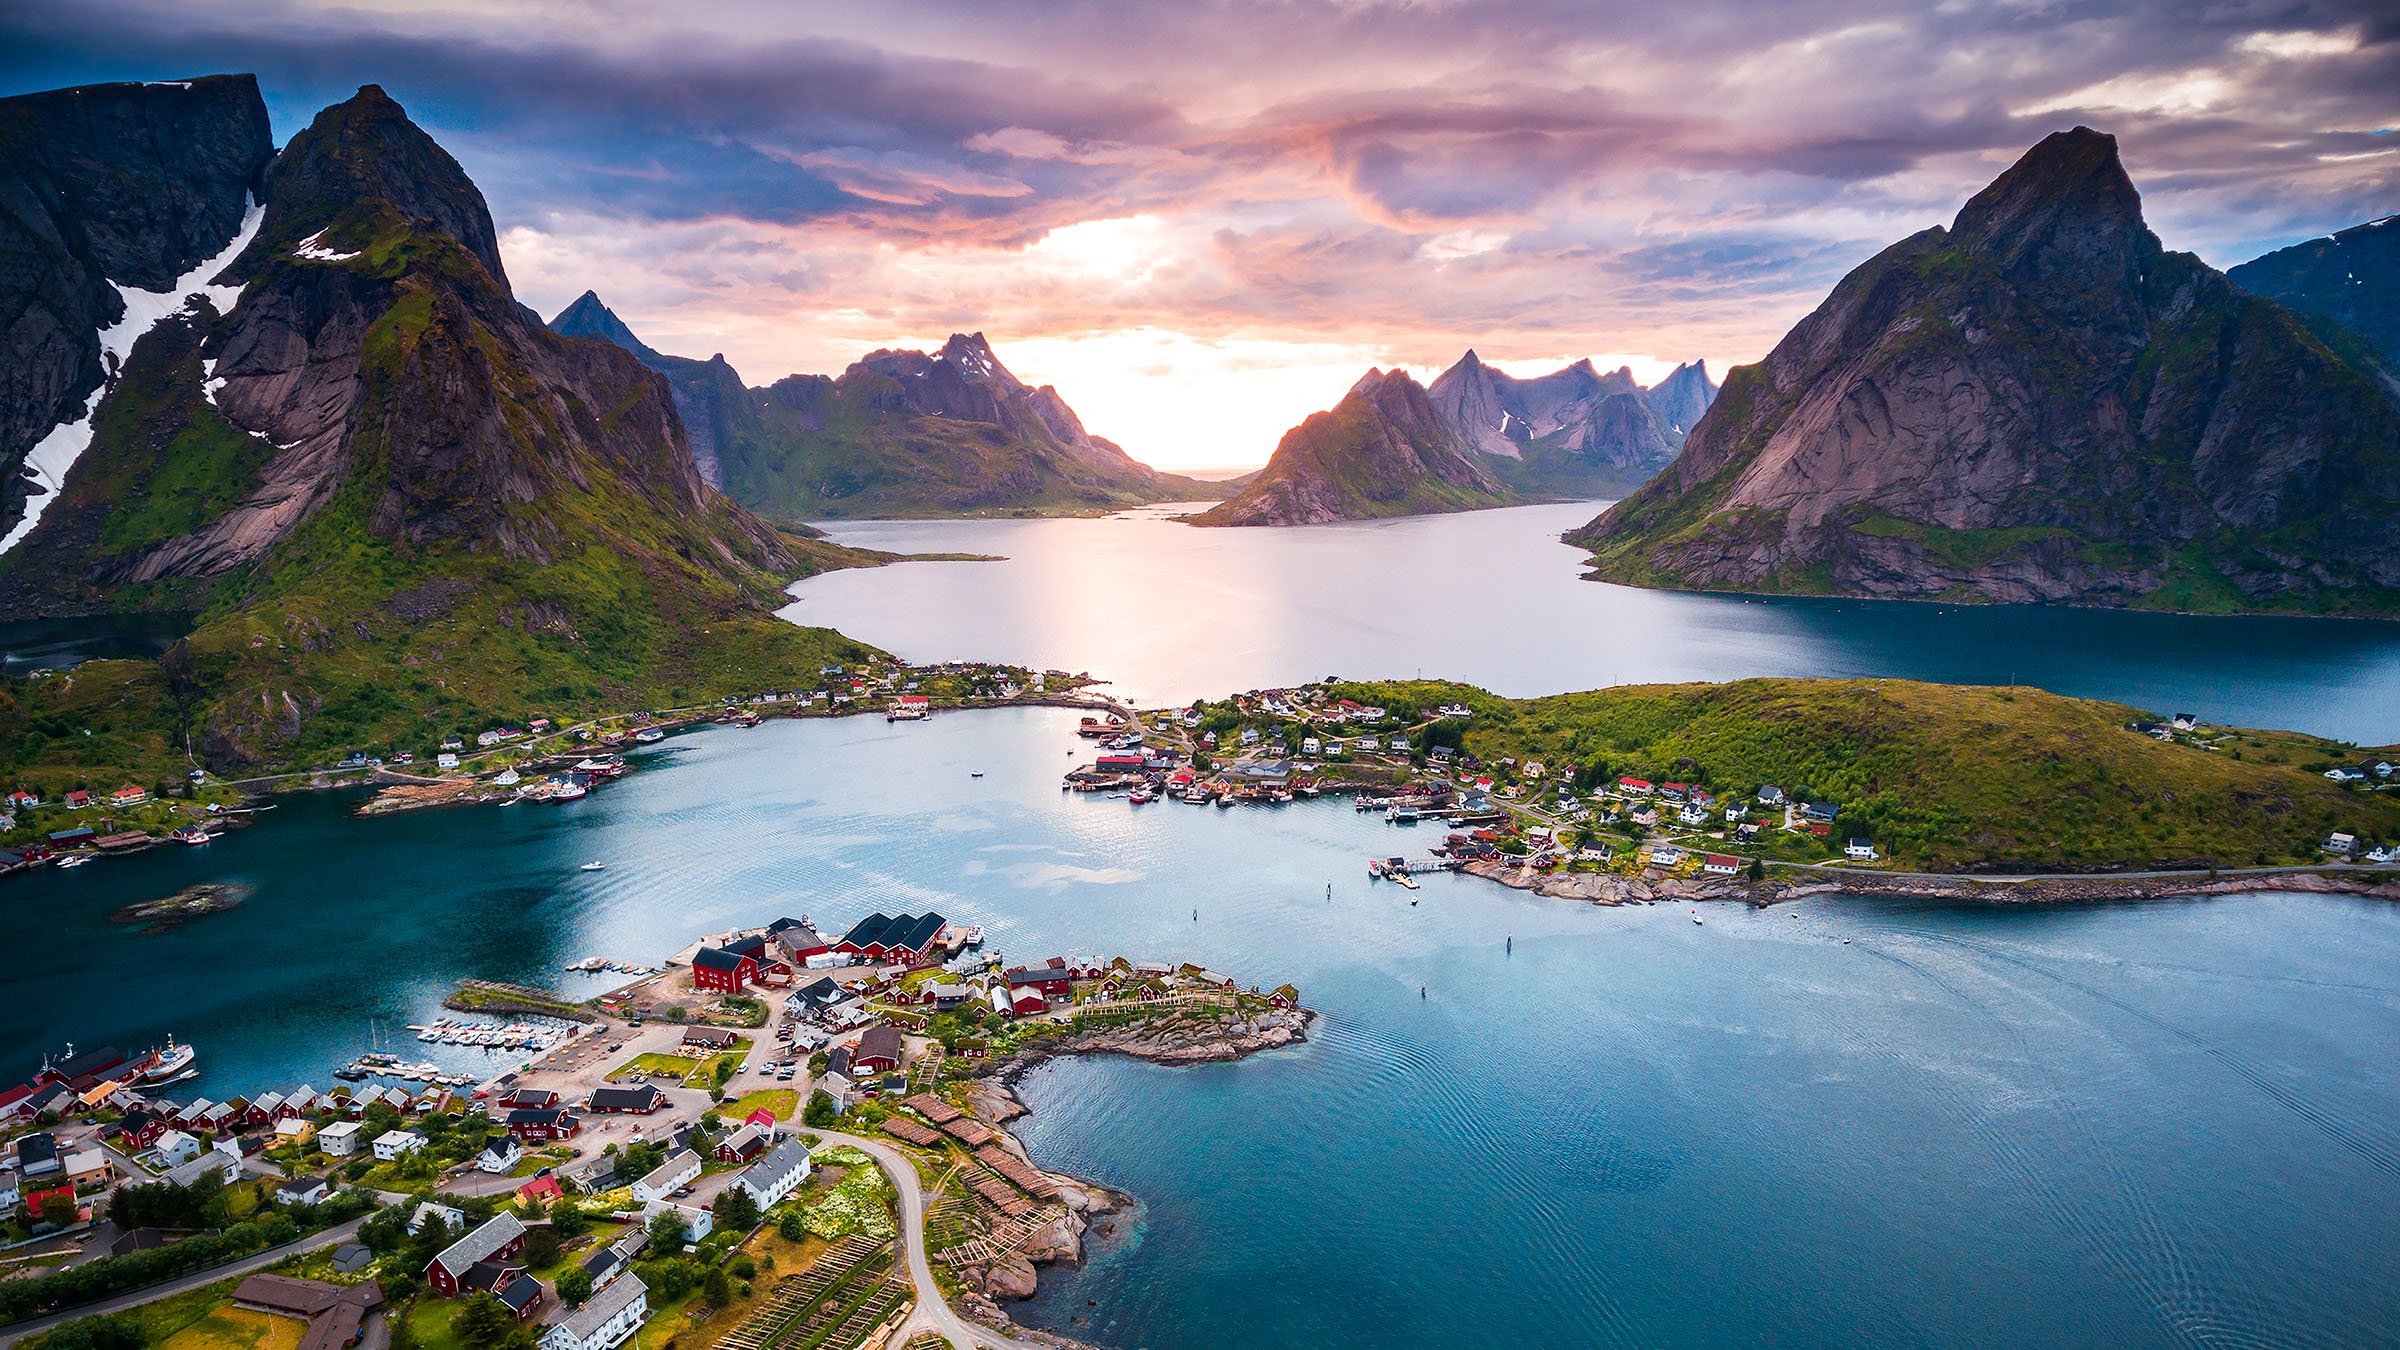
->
0;659;1103;877
0;902;1308;1350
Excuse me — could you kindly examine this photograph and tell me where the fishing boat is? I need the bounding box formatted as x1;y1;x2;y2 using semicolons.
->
1215;794;1238;809
142;1036;197;1081
1130;788;1155;804
580;862;606;872
634;728;666;744
170;825;210;845
55;854;90;869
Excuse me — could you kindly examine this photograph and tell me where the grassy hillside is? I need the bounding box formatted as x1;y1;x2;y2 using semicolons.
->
1278;677;2400;869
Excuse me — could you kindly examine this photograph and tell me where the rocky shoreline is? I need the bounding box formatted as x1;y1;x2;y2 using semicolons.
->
1464;858;2400;907
936;1004;1316;1335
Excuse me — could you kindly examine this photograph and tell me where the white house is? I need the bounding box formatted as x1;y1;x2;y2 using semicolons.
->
436;752;460;771
276;1174;331;1206
1845;839;1879;861
644;1199;712;1243
1646;846;1684;867
151;1129;201;1167
317;1120;364;1157
632;1149;702;1205
373;1129;427;1161
478;1134;523;1174
736;1139;812;1210
409;1201;469;1234
542;1273;649;1350
2325;832;2360;857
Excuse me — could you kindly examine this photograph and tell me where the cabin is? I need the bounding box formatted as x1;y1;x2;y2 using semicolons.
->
852;1025;905;1075
1703;854;1740;876
587;1083;667;1115
681;1026;742;1054
426;1213;528;1297
504;1108;580;1141
64;790;92;809
110;1109;169;1151
714;1123;770;1164
233;1276;384;1350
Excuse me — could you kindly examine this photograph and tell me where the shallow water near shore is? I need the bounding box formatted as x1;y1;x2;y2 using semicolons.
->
7;708;2398;1348
787;501;2400;741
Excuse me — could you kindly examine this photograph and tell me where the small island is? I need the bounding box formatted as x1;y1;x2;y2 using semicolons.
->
106;881;249;933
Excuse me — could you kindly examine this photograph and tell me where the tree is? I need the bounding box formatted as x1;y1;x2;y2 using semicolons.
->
549;1204;590;1239
703;1265;734;1309
38;1193;77;1229
555;1267;595;1307
715;1185;760;1232
777;1210;809;1242
452;1293;538;1350
35;1315;144;1350
387;1309;421;1350
1748;857;1765;882
648;1211;690;1249
803;1091;837;1128
520;1225;562;1270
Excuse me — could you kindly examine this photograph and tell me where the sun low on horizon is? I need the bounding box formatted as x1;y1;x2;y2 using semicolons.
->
4;0;2395;470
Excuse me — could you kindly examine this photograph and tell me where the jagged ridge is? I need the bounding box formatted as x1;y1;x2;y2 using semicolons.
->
1569;127;2400;617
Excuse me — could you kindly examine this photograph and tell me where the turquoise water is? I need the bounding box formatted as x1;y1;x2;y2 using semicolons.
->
8;709;2398;1348
788;502;2400;742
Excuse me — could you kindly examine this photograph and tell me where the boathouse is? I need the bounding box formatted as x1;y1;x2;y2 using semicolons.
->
833;912;947;964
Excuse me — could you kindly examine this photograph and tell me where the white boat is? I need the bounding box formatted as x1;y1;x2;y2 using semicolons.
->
56;855;90;869
142;1036;197;1081
580;861;606;872
634;728;665;743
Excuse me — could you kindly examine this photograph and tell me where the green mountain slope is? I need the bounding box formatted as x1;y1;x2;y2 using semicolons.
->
0;81;888;772
1191;368;1512;525
547;296;1222;519
2229;213;2400;373
1568;128;2400;617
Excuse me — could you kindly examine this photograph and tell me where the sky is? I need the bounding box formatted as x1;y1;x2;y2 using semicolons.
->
4;1;2396;471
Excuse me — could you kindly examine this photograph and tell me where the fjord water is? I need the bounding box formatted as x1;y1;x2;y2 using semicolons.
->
9;710;2399;1349
785;501;2400;742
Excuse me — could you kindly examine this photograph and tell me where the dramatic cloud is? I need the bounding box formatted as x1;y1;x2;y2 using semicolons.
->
4;0;2395;469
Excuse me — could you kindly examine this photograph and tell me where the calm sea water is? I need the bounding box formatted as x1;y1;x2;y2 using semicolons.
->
785;502;2400;742
8;710;2397;1349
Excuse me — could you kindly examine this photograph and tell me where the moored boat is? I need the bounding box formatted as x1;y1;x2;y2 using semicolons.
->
142;1036;197;1081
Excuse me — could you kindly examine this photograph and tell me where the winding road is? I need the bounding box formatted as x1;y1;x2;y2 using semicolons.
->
813;1128;1051;1350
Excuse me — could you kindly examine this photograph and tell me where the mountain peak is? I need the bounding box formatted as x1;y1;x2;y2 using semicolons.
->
547;291;663;364
1952;126;2148;265
250;80;509;290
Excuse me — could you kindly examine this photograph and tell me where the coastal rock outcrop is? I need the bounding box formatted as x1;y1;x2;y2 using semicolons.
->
1568;127;2400;617
1194;368;1507;525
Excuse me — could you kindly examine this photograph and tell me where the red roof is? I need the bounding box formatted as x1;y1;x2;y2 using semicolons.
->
746;1107;778;1127
1618;777;1651;789
1705;854;1738;867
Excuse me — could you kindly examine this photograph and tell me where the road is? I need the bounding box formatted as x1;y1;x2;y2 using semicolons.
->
813;1129;1048;1350
0;1213;373;1347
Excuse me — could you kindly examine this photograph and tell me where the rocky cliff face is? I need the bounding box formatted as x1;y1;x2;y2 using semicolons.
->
1644;361;1717;437
0;76;274;542
1570;127;2400;616
1425;349;1710;488
547;303;1215;518
2230;214;2400;374
0;80;873;767
1193;368;1508;525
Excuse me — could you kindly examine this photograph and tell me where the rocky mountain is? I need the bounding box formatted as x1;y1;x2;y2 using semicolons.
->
1198;351;1715;526
0;76;275;547
544;299;1219;518
2229;213;2400;374
1192;368;1509;525
0;80;878;769
1644;361;1717;438
1569;127;2400;617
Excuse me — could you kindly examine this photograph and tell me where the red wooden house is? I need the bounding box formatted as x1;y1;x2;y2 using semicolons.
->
426;1213;528;1298
692;933;792;992
502;1108;580;1142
